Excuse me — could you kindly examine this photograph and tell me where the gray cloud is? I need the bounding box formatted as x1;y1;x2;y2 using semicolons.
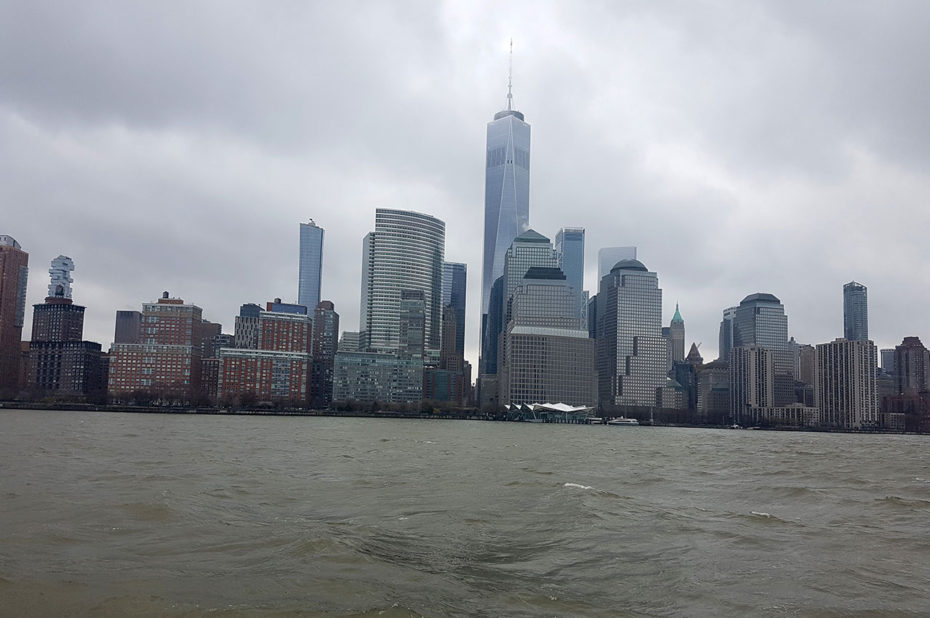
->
3;0;929;367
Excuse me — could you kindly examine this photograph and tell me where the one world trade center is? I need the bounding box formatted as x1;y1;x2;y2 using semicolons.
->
479;52;530;375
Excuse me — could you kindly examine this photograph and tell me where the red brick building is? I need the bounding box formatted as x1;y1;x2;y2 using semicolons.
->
0;236;29;394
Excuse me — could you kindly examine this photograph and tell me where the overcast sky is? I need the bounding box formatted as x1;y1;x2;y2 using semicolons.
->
4;1;930;367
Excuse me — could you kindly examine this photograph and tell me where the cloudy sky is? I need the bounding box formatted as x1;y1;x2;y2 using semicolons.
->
4;1;930;366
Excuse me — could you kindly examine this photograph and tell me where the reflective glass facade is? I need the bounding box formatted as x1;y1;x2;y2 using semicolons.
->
555;227;585;319
731;293;793;405
843;281;868;342
441;262;467;355
360;209;445;354
298;221;324;311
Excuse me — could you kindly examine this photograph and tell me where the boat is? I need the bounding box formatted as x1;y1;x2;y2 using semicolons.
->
587;417;605;425
607;417;640;426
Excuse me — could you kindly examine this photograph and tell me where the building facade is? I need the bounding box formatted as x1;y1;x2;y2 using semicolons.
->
441;262;467;356
894;336;930;395
360;209;445;356
0;235;28;393
816;338;877;429
729;345;775;425
596;259;667;408
310;300;339;409
555;227;585;318
730;293;794;406
842;281;868;342
114;310;142;344
298;220;324;312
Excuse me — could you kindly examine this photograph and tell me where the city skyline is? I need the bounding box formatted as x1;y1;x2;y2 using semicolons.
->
4;3;930;370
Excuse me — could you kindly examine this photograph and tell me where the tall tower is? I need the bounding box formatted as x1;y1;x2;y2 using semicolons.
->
816;338;877;429
298;220;324;311
843;281;868;342
360;209;445;355
0;235;28;393
731;293;793;405
481;43;531;372
441;262;467;356
555;227;585;317
596;259;666;407
665;304;685;370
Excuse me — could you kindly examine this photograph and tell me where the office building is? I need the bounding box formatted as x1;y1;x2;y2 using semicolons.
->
843;281;868;342
815;338;877;429
880;348;895;375
596;259;668;407
663;304;685;371
441;262;467;356
730;293;794;406
332;351;423;404
499;266;596;406
360;209;444;356
555;227;585;318
481;62;530;379
298;220;324;311
0;235;28;393
717;306;738;362
310;300;339;409
234;303;262;349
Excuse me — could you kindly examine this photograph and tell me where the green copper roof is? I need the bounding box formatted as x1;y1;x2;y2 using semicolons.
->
671;303;683;324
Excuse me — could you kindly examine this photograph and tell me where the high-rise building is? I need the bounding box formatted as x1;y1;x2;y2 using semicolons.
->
234;303;262;349
880;348;895;375
359;209;445;356
298;220;324;311
815;338;877;429
481;229;559;376
441;262;467;356
398;290;426;360
27;256;105;397
555;227;585;317
310;300;339;409
717;306;738;362
894;337;930;395
114;310;143;344
108;292;205;402
731;293;793;405
597;247;637;283
663;304;685;371
480;61;530;378
843;281;868;342
499;266;596;406
729;345;775;425
596;259;668;407
0;235;28;393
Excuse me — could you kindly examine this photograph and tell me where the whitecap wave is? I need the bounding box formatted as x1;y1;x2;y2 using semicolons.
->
563;482;593;490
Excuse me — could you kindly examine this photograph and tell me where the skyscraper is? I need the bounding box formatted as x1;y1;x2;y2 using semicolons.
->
555;227;585;318
499;266;596;406
596;259;667;407
664;304;685;371
298;220;324;311
482;229;559;376
310;300;339;409
0;235;28;393
441;262;467;356
717;306;738;362
731;293;793;405
816;338;878;429
894;336;930;395
481;52;530;375
843;281;868;342
360;209;445;356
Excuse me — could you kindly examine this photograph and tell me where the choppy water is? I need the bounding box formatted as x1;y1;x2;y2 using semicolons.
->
2;410;930;616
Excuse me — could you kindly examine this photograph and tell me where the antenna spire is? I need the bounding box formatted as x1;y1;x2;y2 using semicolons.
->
507;38;513;111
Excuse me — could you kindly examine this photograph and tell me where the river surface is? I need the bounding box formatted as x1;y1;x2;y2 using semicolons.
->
2;410;930;616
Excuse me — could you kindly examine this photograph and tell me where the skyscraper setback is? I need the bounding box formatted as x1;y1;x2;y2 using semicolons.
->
480;51;530;373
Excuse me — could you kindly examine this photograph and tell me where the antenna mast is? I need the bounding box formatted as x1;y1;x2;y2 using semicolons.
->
507;38;513;111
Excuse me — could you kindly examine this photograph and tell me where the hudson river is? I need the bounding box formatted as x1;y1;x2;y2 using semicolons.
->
2;410;929;616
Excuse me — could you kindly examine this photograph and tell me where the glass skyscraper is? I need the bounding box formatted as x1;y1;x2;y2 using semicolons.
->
359;209;445;355
480;85;530;374
596;259;667;407
441;262;467;356
731;292;794;406
298;220;324;311
843;281;868;342
555;227;585;318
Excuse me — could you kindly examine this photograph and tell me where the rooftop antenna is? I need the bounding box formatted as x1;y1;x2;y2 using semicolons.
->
507;38;513;111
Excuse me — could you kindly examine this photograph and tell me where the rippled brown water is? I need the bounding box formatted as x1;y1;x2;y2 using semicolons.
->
2;410;930;616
